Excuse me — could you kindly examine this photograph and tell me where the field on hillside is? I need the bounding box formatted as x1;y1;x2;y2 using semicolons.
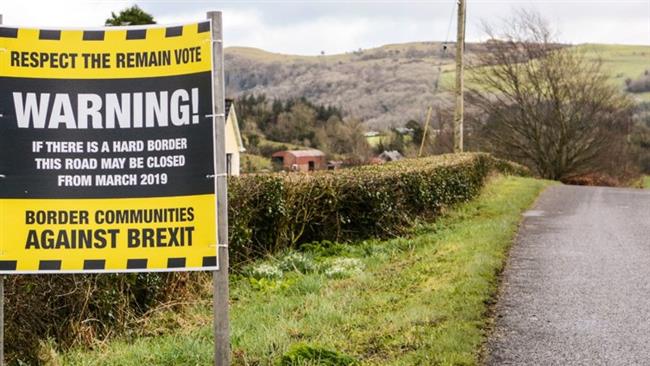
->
580;44;650;101
225;43;650;128
438;44;650;99
365;134;384;147
366;134;413;147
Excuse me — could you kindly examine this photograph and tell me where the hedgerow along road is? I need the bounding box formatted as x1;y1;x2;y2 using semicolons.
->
486;185;650;365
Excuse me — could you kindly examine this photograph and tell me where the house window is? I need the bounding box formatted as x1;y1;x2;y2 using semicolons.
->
226;153;232;176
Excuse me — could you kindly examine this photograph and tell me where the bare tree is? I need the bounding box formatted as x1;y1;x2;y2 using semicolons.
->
319;117;372;161
468;10;634;180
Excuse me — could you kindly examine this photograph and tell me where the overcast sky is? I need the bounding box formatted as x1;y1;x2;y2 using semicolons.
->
2;1;649;55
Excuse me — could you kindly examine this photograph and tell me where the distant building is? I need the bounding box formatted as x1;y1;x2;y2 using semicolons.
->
327;160;343;170
378;150;404;162
225;99;246;176
271;149;327;172
394;127;414;135
364;131;381;137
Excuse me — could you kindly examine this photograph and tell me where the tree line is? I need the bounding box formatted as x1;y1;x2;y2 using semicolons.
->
236;95;372;162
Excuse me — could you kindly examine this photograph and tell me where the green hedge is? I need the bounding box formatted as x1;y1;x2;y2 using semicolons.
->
5;272;205;363
488;156;531;177
4;153;526;362
228;153;518;265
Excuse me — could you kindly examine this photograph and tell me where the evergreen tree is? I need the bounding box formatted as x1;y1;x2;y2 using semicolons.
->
106;5;156;26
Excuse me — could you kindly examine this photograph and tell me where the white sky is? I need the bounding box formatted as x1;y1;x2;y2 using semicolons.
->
2;1;649;55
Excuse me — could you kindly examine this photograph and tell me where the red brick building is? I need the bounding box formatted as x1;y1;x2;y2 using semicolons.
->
271;149;327;172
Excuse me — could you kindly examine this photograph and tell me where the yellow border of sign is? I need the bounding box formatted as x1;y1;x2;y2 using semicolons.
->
0;21;218;273
0;22;212;79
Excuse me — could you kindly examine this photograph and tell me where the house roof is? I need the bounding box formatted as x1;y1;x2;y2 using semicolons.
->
395;127;414;135
273;149;326;158
225;99;233;119
379;150;403;161
225;99;246;152
290;149;325;157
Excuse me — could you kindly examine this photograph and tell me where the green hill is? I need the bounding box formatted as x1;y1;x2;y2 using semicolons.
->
224;43;650;128
580;44;650;101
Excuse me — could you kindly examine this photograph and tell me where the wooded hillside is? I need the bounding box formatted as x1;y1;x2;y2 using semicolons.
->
224;42;650;129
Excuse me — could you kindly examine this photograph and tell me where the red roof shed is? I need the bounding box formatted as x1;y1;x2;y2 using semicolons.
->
271;149;327;172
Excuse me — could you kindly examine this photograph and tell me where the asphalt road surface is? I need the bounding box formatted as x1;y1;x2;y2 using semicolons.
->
485;185;650;366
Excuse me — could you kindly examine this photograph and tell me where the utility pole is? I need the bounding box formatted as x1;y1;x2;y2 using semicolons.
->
418;106;433;157
453;0;466;153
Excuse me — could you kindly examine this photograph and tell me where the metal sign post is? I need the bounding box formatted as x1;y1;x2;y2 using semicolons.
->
207;11;231;366
0;273;3;366
1;13;5;366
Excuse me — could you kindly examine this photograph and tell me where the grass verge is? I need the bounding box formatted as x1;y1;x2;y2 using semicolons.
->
241;153;272;173
631;175;650;189
642;176;650;189
62;175;553;366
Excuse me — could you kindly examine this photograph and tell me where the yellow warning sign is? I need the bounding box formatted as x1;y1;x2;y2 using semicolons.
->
0;22;217;273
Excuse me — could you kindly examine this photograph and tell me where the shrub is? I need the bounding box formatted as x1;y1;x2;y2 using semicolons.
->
229;153;496;265
247;263;284;280
323;258;364;279
279;252;317;274
5;272;206;363
626;72;650;93
278;343;358;366
562;172;621;187
489;157;531;177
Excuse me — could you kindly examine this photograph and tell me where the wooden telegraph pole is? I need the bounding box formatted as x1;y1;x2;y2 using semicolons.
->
207;11;230;366
453;0;466;153
418;106;433;157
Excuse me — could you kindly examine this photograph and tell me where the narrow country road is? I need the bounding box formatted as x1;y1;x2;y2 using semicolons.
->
486;185;650;365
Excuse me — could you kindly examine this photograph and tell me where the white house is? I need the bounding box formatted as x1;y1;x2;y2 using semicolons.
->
225;99;245;176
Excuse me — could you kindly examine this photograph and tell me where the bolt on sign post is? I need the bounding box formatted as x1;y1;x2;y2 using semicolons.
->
0;13;230;364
